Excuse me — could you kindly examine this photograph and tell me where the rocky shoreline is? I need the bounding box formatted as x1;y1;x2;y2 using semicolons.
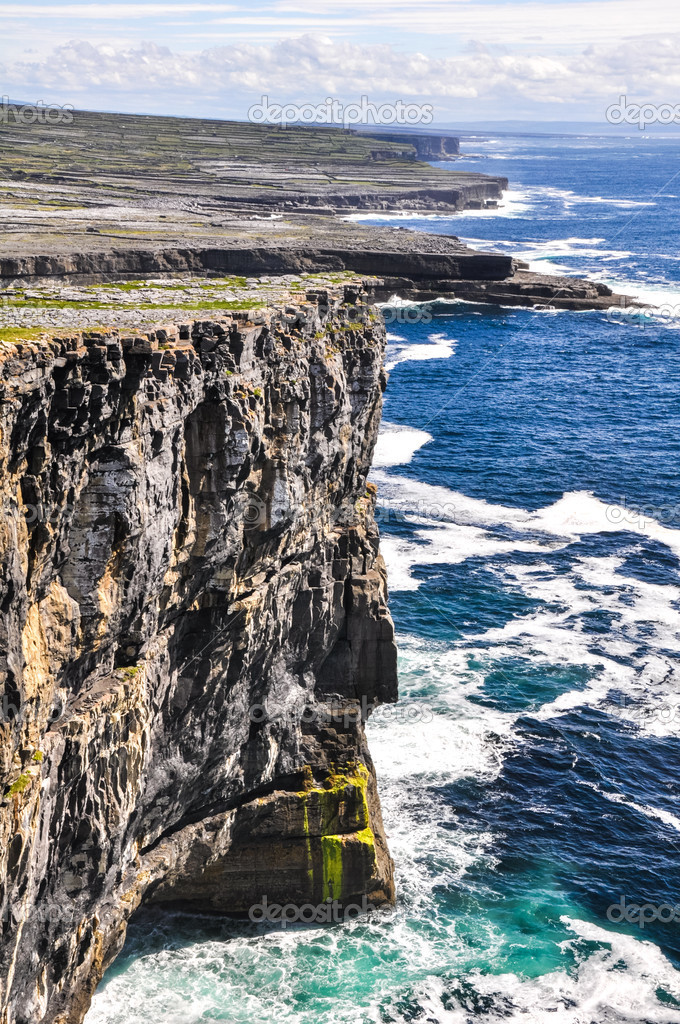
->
0;109;641;312
0;242;640;315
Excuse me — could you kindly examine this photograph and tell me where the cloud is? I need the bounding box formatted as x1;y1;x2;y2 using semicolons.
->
1;0;677;50
0;3;237;16
3;32;679;118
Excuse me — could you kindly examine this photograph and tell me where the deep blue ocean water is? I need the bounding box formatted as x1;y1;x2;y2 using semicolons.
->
86;133;680;1023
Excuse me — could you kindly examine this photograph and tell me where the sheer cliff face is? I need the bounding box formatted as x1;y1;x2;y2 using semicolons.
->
0;286;397;1024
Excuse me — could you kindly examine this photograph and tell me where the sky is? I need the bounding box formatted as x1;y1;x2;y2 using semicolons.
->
1;0;679;124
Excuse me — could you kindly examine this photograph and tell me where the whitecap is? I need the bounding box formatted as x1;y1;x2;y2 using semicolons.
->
372;479;680;591
384;333;457;371
464;916;680;1023
373;422;432;469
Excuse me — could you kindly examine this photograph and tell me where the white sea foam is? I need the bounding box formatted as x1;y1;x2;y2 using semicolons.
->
529;491;680;556
599;278;680;308
371;477;680;590
522;239;633;263
449;236;680;309
454;233;641;283
365;620;680;1022
523;184;657;211
454;189;535;218
369;694;508;786
371;464;680;737
344;211;445;222
373;422;432;469
577;784;680;834
464;917;680;1023
378;294;428;308
502;237;634;279
86;909;680;1024
384;331;457;371
344;189;535;222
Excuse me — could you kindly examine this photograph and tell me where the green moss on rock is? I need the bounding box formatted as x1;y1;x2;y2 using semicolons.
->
320;835;344;901
296;762;375;902
7;771;33;797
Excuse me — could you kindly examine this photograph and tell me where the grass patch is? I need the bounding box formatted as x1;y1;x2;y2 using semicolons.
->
0;327;47;344
1;299;266;312
7;772;33;797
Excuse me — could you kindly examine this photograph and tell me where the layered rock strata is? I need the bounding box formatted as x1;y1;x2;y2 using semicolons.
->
376;267;642;311
0;245;640;313
0;244;513;288
0;283;397;1023
352;129;461;161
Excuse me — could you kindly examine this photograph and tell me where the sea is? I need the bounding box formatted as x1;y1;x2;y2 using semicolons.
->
86;131;680;1024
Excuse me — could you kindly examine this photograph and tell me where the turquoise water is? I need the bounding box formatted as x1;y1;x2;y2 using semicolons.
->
86;133;680;1023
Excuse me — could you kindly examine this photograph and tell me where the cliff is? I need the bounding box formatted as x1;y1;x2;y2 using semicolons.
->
352;129;461;161
0;244;513;289
0;284;397;1023
0;244;640;314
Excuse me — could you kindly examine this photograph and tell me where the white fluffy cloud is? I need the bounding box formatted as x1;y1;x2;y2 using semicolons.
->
3;32;680;120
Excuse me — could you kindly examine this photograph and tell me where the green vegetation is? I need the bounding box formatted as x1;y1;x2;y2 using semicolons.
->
0;110;416;187
7;772;33;797
0;327;46;344
320;834;344;901
0;297;265;313
301;795;314;889
89;277;249;292
296;762;375;902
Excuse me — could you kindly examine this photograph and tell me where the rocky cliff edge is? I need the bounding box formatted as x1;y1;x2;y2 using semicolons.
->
0;282;397;1023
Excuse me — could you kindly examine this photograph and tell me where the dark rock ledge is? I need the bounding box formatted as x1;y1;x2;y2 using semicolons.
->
0;242;640;312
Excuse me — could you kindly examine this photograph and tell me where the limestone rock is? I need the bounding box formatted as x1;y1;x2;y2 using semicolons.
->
0;285;397;1024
